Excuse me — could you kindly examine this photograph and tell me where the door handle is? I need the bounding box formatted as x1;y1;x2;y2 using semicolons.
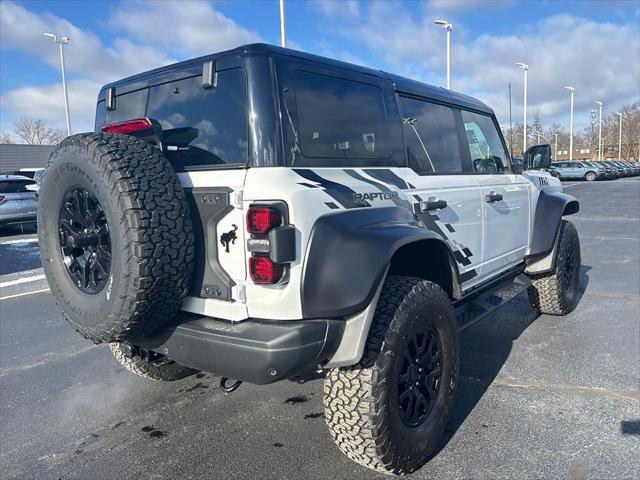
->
419;199;448;212
485;191;503;203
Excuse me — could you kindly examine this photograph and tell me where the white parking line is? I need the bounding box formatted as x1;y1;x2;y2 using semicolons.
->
0;274;46;288
0;238;38;245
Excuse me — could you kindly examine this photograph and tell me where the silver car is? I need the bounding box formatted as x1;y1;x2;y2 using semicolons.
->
0;174;38;227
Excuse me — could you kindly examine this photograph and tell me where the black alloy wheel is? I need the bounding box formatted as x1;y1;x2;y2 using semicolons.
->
397;326;443;428
58;187;111;294
562;241;578;295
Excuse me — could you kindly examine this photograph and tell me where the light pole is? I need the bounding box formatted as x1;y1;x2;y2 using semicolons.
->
515;63;528;152
434;20;452;89
595;101;603;161
279;0;286;47
44;33;71;137
554;133;558;159
616;112;623;161
564;86;574;161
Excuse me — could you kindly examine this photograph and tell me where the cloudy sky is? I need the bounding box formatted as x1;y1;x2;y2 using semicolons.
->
1;0;639;136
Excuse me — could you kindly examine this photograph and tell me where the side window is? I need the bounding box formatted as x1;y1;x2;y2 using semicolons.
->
461;110;510;174
294;71;395;162
398;96;464;174
146;68;248;168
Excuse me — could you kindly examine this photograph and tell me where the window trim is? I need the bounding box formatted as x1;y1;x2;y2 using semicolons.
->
397;93;471;176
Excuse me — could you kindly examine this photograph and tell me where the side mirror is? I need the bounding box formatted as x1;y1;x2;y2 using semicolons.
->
524;144;552;170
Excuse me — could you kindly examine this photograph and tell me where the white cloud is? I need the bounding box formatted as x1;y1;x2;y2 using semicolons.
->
1;79;100;133
0;1;174;82
109;0;260;58
316;2;640;130
312;0;360;17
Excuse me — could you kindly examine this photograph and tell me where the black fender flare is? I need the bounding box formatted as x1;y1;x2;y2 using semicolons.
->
527;189;579;265
300;206;460;318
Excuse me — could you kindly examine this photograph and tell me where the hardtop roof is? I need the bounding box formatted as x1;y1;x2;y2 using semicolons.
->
100;43;492;114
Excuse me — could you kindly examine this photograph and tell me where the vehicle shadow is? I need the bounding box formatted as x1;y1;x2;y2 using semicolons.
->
434;264;591;455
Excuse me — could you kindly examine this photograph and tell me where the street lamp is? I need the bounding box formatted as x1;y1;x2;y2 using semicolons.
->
554;133;558;159
279;0;286;48
44;33;71;137
515;63;528;152
595;101;603;161
434;20;452;89
564;86;575;162
616;112;623;161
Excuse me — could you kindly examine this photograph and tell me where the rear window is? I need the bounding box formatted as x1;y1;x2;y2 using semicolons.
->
146;68;248;168
293;71;395;162
96;67;248;169
0;179;36;193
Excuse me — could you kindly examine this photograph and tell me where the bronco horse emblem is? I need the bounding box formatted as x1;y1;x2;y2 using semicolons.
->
220;224;238;253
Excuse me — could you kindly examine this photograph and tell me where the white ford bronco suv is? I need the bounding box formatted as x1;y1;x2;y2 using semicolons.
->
38;44;581;475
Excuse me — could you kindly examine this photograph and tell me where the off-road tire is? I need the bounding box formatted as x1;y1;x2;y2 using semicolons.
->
528;220;581;315
109;343;198;381
585;171;597;181
324;276;459;476
38;133;194;344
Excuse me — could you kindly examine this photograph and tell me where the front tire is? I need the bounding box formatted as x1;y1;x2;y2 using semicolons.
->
324;277;458;475
585;171;597;181
528;220;581;315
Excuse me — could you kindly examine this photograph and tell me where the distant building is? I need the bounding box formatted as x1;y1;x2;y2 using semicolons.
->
554;147;592;162
0;144;55;171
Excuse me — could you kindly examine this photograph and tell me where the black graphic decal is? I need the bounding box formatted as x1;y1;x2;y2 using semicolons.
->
293;169;370;209
220;224;238;253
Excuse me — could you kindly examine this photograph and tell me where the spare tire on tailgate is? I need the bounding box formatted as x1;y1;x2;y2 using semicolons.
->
38;133;194;344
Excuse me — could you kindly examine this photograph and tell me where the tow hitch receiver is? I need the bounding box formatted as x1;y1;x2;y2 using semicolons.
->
219;377;242;394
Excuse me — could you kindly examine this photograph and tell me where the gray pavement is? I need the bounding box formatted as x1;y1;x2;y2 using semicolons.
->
1;178;639;479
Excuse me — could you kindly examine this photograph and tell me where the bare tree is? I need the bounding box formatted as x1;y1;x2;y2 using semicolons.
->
0;131;14;144
13;118;64;145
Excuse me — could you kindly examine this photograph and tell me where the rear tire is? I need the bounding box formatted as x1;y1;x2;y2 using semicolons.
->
38;133;194;344
324;276;458;475
528;220;581;315
109;343;198;381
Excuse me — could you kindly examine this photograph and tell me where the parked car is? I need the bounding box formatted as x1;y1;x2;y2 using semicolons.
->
551;161;604;181
38;43;582;476
0;174;38;227
591;161;617;179
602;161;627;177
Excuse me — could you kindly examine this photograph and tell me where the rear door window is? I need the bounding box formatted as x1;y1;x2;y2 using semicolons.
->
398;96;464;174
146;68;248;169
292;70;398;165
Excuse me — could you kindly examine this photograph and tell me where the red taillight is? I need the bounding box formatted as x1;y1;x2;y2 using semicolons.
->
249;256;283;284
102;118;152;134
0;195;5;204
246;206;282;234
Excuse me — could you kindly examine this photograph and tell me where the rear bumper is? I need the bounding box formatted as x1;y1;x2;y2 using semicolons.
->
139;316;344;384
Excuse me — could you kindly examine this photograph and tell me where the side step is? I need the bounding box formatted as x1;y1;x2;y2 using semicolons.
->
455;274;531;330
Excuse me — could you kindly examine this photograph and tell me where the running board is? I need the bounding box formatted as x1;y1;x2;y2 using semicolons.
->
455;274;531;330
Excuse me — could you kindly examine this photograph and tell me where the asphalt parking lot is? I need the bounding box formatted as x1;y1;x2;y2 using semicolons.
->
1;178;639;480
